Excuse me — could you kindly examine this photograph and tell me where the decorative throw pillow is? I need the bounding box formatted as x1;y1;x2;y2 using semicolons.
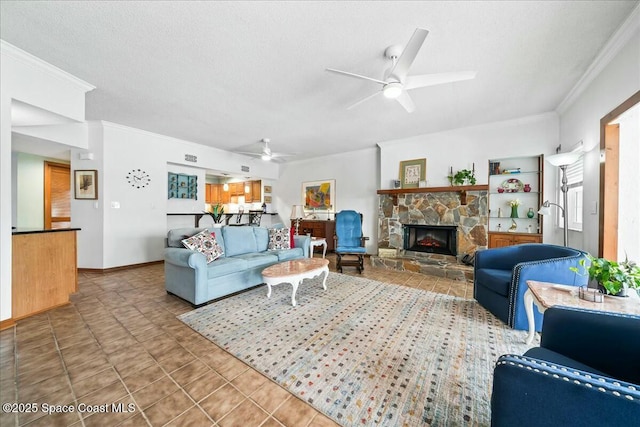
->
268;227;291;251
182;229;224;263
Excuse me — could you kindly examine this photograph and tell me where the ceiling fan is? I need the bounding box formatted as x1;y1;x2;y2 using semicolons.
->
236;138;294;162
326;28;476;113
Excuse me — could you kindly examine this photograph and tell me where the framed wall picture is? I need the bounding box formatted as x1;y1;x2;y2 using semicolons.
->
302;179;335;210
399;158;426;189
264;185;272;194
74;170;98;199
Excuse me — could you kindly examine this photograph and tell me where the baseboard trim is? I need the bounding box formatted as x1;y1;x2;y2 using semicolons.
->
78;260;163;274
0;318;16;331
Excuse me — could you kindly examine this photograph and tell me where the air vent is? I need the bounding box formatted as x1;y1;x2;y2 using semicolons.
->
241;165;250;173
184;154;197;163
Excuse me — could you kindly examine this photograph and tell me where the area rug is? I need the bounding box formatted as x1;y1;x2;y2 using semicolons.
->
178;273;535;426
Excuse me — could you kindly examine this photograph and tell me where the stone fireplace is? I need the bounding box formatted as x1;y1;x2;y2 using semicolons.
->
374;187;488;281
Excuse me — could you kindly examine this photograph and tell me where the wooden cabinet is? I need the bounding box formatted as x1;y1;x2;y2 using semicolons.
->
205;184;224;204
12;230;78;320
488;155;544;248
292;219;336;251
488;232;542;248
243;180;262;202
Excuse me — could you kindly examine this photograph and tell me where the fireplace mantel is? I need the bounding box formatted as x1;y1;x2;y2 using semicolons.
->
377;184;488;205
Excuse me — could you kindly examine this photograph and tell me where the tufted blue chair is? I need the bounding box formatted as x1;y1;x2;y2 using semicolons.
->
474;243;588;331
334;210;368;273
491;306;640;426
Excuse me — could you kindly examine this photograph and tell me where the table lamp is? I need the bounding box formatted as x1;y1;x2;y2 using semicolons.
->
290;205;305;235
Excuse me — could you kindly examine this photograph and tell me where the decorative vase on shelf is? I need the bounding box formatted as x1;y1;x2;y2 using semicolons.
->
527;208;535;218
523;184;531;192
510;206;519;218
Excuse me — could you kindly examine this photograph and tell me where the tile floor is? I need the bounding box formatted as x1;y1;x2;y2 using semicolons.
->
0;254;473;427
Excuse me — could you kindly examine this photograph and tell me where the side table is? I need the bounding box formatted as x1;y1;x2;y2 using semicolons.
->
524;280;640;344
309;237;327;258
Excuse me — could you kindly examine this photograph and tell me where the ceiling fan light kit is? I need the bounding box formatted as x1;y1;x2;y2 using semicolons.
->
327;27;476;113
383;82;402;99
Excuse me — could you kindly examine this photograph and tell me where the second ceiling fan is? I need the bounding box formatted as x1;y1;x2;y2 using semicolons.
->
326;28;476;113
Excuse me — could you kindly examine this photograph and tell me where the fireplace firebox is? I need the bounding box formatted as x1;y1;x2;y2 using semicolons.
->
403;225;457;256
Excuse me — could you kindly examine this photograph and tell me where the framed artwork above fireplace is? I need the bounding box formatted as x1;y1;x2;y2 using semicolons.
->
399;158;426;189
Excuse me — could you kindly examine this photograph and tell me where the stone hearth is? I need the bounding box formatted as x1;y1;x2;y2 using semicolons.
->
373;188;488;281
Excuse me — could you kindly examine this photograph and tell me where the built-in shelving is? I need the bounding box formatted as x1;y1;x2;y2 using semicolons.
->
487;155;544;247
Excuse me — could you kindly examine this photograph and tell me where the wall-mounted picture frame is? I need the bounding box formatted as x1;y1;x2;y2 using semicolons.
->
264;185;272;194
264;195;272;203
74;170;98;199
302;179;335;210
399;158;426;189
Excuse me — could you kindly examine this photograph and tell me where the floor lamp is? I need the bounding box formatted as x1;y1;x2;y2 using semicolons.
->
539;151;582;246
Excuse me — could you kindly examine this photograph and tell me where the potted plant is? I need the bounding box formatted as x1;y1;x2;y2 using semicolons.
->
204;203;225;224
448;169;477;186
570;255;640;297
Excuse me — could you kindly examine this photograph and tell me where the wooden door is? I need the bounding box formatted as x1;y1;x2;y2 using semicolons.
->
44;162;71;229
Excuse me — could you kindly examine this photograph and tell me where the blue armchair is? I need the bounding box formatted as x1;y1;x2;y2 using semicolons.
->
334;210;368;273
474;243;587;331
491;306;640;426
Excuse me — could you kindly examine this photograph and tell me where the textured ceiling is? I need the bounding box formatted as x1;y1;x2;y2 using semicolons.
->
1;1;637;161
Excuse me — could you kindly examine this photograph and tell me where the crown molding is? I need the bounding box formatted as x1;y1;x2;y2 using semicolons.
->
1;39;95;92
556;5;640;114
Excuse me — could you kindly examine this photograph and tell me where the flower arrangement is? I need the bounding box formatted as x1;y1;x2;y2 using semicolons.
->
508;199;521;207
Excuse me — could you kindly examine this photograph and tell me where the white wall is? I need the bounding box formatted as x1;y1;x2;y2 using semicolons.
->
379;113;562;243
558;22;639;256
617;105;640;261
72;121;281;269
276;148;379;253
1;41;93;323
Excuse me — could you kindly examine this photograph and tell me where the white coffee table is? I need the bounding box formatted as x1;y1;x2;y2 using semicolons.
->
309;237;327;258
262;258;330;306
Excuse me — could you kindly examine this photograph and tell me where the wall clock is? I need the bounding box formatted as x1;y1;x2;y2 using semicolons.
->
126;169;151;188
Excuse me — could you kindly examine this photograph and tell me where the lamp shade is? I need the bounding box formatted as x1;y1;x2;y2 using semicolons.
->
290;205;305;219
538;204;552;216
546;151;582;167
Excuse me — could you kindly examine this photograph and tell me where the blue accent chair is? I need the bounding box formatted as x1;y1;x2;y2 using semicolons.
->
334;210;368;273
491;306;640;426
474;243;587;331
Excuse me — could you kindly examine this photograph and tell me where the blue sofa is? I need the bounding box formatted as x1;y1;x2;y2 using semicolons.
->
474;243;587;331
165;226;310;306
492;306;640;426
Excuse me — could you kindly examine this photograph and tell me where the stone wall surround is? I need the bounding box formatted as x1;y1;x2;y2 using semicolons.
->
373;189;488;281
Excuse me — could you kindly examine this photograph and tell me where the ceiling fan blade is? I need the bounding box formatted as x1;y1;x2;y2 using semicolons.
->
347;91;382;110
236;151;262;156
389;28;429;82
271;152;295;158
326;68;387;85
395;91;415;113
404;71;477;90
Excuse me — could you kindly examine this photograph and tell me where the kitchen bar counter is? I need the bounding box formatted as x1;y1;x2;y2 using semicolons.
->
11;228;79;320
